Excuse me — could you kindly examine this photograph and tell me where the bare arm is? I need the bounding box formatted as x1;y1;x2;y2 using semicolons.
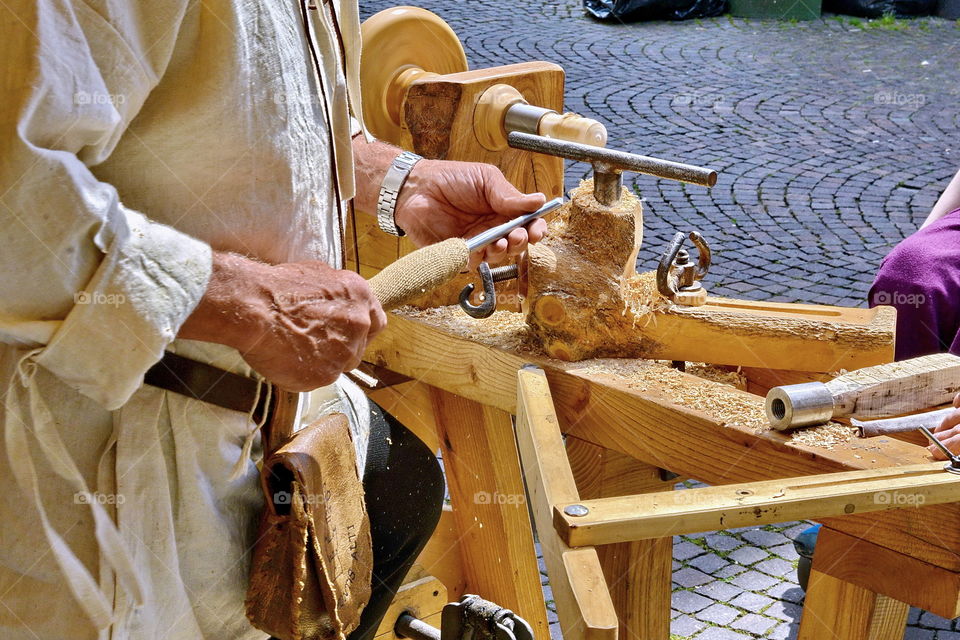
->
921;168;960;229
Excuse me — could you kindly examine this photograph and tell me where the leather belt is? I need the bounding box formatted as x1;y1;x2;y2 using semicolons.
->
144;351;272;422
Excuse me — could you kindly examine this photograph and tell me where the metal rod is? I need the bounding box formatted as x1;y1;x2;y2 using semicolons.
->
592;170;622;206
465;197;564;252
395;612;441;640
507;131;717;188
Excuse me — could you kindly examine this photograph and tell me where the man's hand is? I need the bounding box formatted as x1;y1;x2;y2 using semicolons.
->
928;392;960;459
394;159;547;266
179;252;387;391
353;138;547;266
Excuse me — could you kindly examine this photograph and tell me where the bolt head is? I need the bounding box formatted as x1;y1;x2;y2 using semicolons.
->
564;504;589;517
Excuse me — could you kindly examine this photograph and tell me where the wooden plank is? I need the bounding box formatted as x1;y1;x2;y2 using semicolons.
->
414;506;467;601
806;527;960;619
515;367;618;640
567;436;673;640
799;569;909;640
552;462;960;547
430;387;550;640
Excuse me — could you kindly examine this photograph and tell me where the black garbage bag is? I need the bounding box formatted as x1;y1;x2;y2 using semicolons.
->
584;0;728;21
823;0;935;16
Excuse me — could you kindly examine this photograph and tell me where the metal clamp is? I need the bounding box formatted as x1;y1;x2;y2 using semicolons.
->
459;263;519;319
656;231;711;306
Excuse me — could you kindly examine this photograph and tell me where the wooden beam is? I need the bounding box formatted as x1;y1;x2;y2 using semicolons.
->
806;527;960;620
552;462;960;548
799;569;909;640
515;367;618;640
430;387;550;640
567;436;673;640
374;570;447;640
414;506;467;601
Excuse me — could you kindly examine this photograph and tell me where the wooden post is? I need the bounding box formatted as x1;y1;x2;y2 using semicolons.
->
429;387;550;640
566;436;675;640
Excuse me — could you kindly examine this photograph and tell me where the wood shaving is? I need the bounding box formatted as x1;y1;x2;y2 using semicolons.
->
397;306;541;354
788;422;858;450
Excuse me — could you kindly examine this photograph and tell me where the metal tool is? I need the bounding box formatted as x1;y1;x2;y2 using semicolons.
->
507;131;717;206
853;407;955;438
657;231;712;306
459;263;520;319
395;594;535;640
918;425;960;475
465;197;564;253
457;197;563;318
766;382;836;431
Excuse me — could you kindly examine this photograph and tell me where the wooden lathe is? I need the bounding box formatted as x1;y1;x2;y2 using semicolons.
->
355;8;960;640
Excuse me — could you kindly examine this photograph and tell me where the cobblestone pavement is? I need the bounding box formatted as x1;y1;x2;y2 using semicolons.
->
363;2;960;638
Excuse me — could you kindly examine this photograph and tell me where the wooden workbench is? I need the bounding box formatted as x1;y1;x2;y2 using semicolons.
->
363;308;960;640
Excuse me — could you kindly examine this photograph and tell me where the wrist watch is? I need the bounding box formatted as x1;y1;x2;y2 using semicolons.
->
376;150;422;236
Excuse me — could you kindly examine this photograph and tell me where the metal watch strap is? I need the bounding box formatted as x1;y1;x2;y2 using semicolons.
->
377;150;422;236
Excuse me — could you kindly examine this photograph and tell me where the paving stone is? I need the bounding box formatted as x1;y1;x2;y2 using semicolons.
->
936;632;960;640
727;546;769;566
909;608;923;625
903;629;936;640
920;611;955;630
765;600;804;623
696;580;744;603
731;613;779;635
768;543;801;561
688;553;730;574
670;614;706;637
692;628;751;640
674;568;714;588
767;622;799;640
740;529;791;547
765;582;806;604
695;602;740;626
730;570;781;592
754;557;796;578
672;590;713;614
704;533;742;552
674;540;707;561
713;564;747;580
729;591;776;614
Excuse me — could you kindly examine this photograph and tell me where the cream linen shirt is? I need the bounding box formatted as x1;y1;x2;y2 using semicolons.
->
0;1;371;638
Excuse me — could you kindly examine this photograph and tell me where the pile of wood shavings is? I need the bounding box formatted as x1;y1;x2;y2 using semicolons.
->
788;422;858;449
396;306;540;353
620;271;670;328
574;358;768;433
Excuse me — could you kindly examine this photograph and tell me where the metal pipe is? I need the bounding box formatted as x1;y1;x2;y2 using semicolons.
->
765;382;835;431
395;613;441;640
503;103;550;135
507;131;717;188
465;197;564;252
592;170;622;206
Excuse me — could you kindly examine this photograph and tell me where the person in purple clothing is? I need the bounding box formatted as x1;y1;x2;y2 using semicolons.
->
869;169;960;458
869;168;960;361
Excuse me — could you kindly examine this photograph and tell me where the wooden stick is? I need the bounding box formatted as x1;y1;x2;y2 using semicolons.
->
551;462;959;548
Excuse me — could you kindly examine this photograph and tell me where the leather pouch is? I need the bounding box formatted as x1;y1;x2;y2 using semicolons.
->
246;412;372;640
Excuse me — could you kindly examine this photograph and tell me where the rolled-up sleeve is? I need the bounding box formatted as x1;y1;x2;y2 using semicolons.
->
0;1;210;409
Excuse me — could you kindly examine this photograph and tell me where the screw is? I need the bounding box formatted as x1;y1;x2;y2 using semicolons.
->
564;504;589;517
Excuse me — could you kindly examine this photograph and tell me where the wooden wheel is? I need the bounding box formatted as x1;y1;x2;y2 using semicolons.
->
360;6;468;145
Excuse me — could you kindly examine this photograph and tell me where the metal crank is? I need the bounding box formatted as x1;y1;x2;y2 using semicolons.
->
656;230;712;307
395;594;535;640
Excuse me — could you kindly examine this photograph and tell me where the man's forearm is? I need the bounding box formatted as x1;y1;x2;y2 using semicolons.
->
352;135;403;214
922;167;960;229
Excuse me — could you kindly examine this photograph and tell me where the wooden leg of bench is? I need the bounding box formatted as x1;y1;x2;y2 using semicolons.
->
799;570;908;640
430;387;550;640
566;436;673;640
